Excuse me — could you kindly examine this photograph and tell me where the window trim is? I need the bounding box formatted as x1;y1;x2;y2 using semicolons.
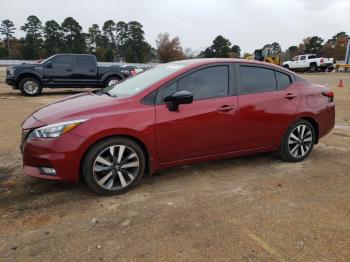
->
236;63;294;95
154;63;237;105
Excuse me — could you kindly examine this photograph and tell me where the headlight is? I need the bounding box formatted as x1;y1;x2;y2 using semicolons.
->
28;119;87;139
8;67;15;76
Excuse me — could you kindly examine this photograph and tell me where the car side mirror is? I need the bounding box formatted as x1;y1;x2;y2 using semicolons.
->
164;90;193;111
46;62;53;69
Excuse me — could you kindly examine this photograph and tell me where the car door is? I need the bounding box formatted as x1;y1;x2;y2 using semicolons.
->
72;55;98;86
155;64;238;163
290;56;299;68
43;54;73;85
298;55;307;69
236;65;300;150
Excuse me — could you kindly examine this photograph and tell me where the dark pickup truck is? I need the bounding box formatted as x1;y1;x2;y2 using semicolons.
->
6;54;132;96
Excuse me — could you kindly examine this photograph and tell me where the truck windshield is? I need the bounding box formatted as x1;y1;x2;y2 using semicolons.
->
107;63;186;98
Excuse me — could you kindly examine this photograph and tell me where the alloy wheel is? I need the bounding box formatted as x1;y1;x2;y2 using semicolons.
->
23;80;39;95
108;79;119;86
288;124;313;158
93;145;140;190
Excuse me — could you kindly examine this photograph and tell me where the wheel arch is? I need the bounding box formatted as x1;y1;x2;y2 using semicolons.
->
79;134;152;182
16;73;42;87
299;117;319;144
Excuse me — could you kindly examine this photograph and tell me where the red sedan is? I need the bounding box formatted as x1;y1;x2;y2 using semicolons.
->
21;59;335;195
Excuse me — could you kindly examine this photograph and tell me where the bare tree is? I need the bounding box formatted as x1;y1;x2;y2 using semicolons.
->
156;32;184;62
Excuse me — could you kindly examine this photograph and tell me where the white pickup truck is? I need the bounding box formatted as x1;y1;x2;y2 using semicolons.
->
283;54;335;72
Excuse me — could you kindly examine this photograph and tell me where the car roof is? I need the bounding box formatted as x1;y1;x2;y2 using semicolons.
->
167;58;288;72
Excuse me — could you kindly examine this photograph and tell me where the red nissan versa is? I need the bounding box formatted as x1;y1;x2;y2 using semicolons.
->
21;59;335;195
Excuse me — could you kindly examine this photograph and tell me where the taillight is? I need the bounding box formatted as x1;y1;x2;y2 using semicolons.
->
320;58;324;63
322;91;334;102
130;70;136;75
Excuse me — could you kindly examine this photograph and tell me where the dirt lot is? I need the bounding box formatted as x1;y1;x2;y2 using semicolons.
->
0;69;350;261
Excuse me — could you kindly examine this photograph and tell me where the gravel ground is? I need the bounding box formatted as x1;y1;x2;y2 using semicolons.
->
0;71;350;261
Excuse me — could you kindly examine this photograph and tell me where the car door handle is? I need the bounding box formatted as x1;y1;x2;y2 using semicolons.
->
217;105;235;112
284;93;297;100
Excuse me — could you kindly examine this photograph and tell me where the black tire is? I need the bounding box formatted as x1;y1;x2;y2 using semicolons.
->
309;63;318;73
279;120;316;162
82;137;146;195
104;76;121;88
19;77;42;96
283;65;289;69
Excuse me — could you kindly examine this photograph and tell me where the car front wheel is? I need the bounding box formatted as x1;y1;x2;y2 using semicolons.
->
82;137;145;195
279;120;315;162
19;78;42;96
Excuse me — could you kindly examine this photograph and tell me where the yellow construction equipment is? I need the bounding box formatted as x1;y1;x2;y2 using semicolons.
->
247;44;281;65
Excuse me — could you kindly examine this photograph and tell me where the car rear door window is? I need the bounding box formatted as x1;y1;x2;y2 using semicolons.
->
178;66;229;100
275;71;292;90
75;56;95;68
239;66;276;94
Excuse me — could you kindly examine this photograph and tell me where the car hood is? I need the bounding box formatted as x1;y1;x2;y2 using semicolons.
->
13;63;40;69
31;92;121;125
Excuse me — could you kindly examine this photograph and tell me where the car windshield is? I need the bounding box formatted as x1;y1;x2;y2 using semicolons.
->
107;63;186;98
38;55;55;64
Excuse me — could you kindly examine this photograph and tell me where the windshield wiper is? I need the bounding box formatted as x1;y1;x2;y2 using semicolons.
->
95;86;117;97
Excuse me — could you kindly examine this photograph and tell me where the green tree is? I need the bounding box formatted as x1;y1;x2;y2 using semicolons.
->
287;45;299;59
61;17;86;53
21;15;44;59
230;45;241;58
102;20;116;61
156;32;184;62
122;21;152;63
115;21;129;60
203;35;232;58
0;41;7;58
43;20;64;56
86;24;102;54
0;19;16;58
303;36;324;54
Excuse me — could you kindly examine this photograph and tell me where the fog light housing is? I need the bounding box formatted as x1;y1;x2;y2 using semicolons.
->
39;167;57;176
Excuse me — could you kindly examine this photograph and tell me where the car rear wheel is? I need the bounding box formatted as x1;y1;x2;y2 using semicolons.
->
279;120;315;162
82;137;145;195
310;63;318;73
19;78;42;96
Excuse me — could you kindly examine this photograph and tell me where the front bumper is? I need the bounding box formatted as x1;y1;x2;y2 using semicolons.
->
22;132;86;183
5;77;16;86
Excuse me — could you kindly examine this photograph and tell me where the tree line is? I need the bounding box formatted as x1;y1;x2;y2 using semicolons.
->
0;16;348;62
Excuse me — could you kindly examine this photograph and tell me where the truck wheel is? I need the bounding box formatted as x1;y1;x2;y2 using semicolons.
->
19;78;42;96
283;65;290;70
105;76;121;88
310;63;318;73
